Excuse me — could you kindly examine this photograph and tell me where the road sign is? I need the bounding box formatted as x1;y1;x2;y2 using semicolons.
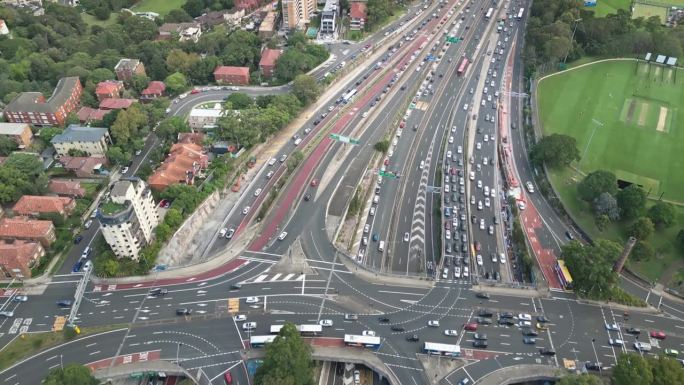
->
379;171;400;179
447;37;462;43
329;133;360;145
409;103;417;109
228;298;240;313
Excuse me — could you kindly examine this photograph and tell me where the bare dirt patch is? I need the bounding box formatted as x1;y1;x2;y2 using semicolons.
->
657;106;668;132
625;99;636;123
637;102;649;126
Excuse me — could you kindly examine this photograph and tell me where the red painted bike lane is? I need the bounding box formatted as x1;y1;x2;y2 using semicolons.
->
85;350;161;371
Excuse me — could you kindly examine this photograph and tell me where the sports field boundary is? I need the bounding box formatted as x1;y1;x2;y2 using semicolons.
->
534;58;684;206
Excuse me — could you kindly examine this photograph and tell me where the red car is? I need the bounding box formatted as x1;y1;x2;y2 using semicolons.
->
474;241;481;251
650;331;666;340
399;121;405;128
464;322;478;331
450;168;456;175
159;199;168;208
190;89;200;94
224;371;232;384
310;179;318;187
384;158;390;166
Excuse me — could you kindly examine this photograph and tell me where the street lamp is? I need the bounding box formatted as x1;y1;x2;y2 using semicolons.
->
562;19;583;65
176;342;182;366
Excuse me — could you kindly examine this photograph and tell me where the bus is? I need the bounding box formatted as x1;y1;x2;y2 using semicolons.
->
485;7;493;20
344;334;382;350
250;335;276;348
423;342;461;357
298;324;323;336
457;57;469;76
555;260;573;289
342;89;357;104
270;324;284;334
517;8;524;20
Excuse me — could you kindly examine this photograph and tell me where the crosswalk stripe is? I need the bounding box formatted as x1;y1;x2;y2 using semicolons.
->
283;273;295;281
254;275;268;283
270;274;282;281
295;274;305;281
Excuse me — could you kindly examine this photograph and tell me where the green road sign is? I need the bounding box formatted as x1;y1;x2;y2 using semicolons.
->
409;103;417;109
446;37;462;43
330;133;360;145
379;170;400;179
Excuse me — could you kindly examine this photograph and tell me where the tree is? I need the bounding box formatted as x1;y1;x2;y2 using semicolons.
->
254;322;314;385
556;374;603;385
650;356;684;385
109;104;148;145
631;240;655;261
88;67;116;84
4;153;44;177
156;117;191;141
562;239;621;298
0;136;18;156
38;127;64;145
93;6;111;21
165;9;193;23
374;140;389;153
595;214;610;231
107;146;131;165
131;74;151;94
224;93;254;110
578;170;617;202
612;353;653;385
43;363;98;385
182;0;205;17
164;72;189;95
628;217;654;240
165;49;200;75
648;201;676;228
617;184;647;220
123;16;158;42
593;192;620;221
529;134;580;168
291;74;320;105
677;229;684;251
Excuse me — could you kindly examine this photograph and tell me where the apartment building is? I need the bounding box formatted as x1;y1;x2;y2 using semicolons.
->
3;77;82;126
50;125;111;157
282;0;316;31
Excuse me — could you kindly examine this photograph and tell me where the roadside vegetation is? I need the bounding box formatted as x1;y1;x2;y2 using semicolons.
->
254;322;314;385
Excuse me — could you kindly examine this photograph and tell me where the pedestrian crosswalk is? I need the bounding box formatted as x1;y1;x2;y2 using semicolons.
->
248;273;306;283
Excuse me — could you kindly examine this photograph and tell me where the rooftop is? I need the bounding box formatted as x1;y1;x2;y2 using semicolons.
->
0;217;53;239
13;196;74;215
51;125;109;144
100;200;127;216
141;81;166;95
5;77;81;114
114;59;141;72
99;98;137;110
213;66;250;77
0;123;30;136
350;2;367;19
259;49;283;68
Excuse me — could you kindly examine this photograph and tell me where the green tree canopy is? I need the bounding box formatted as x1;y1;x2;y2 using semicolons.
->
562;239;621;298
650;355;684;385
43;363;98;385
612;353;653;385
628;217;654;240
254;322;314;385
291;74;320;105
0;136;18;156
164;72;189;95
617;184;647;220
647;201;676;228
556;374;603;385
578;170;617;202
224;92;254;110
529;133;580;168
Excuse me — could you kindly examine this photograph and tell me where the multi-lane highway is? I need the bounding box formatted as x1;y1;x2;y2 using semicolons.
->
2;0;684;384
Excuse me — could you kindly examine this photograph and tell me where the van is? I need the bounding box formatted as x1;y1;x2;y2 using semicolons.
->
634;342;652;352
83;260;92;271
81;247;91;258
378;241;385;252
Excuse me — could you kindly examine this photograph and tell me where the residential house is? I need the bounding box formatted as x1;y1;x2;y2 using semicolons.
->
48;179;86;198
259;48;283;79
213;66;250;85
225;8;245;25
195;9;245;28
158;22;203;43
282;0;316;31
51;125;111;157
114;59;146;84
12;195;75;217
140;81;166;101
188;103;224;129
350;1;367;31
99;98;137;110
95;80;124;102
76;107;111;124
0;123;33;148
0;19;9;35
235;0;260;10
59;156;109;178
0;217;56;247
258;11;276;38
0;240;44;279
3;77;82;126
148;142;209;191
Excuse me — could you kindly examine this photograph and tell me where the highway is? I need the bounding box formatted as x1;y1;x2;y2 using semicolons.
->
2;1;684;385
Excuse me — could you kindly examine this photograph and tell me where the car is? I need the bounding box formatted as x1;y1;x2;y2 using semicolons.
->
522;328;539;337
525;181;535;193
605;322;619;331
242;206;251;215
539;348;556;356
74;235;83;244
609;338;624;346
463;266;469;277
536;315;550;323
319;319;333;327
12;295;28;302
57;300;73;307
226;228;235;239
500;312;515;319
585;362;601;371
406;334;420;342
361;330;376;337
268;158;277;166
518;313;532;321
277;231;288;241
634;342;652;352
372;233;379;242
234;314;247;322
473;333;487;340
254;188;262;197
266;170;274;179
625;327;641;335
444;329;458;336
310;179;318;187
472;340;488;348
378;316;390;323
148;288;168;297
229;284;242;290
345;314;358;320
464;322;478;331
121;166;129;174
476;254;483;266
665;348;679;357
245;296;260;303
499;318;515;326
364;224;370;234
476;292;490;299
476;317;492;325
519;320;532;327
0;311;14;317
219;228;228;237
523;337;536;344
391;325;405;332
242;322;257;330
404;232;410;242
478;309;494;318
565;231;575;240
224;371;233;384
176;308;192;316
535;321;549;330
650;330;666;340
428;320;440;327
279;154;288;163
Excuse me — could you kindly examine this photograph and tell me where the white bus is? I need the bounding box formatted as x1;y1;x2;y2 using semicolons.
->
342;89;358;104
485;8;493;20
517;8;524;20
250;335;276;348
298;324;323;336
423;342;461;356
344;334;382;350
270;324;284;334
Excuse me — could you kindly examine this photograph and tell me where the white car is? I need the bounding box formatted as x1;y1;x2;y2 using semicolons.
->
454;266;461;278
463;266;469;277
477;180;482;189
479;219;485;230
476;254;483;266
518;320;532;327
242;206;251;215
500;253;507;264
121;166;129;174
457;145;463;154
428;320;440;327
219;228;227;237
404;232;410;242
268;158;277;166
12;295;28;302
448;136;454;144
278;231;288;240
319;319;333;327
491;254;498;263
362;330;376;336
245;297;260;304
364;224;370;233
605;322;619;331
609;338;624;346
517;201;526;210
234;314;247;322
477;200;483;210
442;268;449;279
444;329;458;336
463;103;469;110
488;225;494;235
254;188;262;197
484;134;489;142
526;181;535;193
447;150;452;159
518;313;532;321
242;322;257;330
484;197;490;207
476;142;482;150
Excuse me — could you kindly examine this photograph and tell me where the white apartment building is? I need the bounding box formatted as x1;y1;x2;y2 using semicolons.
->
98;178;159;260
188;103;224;130
282;0;316;31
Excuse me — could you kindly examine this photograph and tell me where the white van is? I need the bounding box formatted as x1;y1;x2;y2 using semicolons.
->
634;342;652;352
81;247;91;259
420;160;425;169
378;241;385;252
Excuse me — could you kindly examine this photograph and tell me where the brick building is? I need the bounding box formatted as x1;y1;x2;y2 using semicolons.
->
12;196;76;217
114;59;146;84
3;77;82;126
0;240;44;279
213;66;250;85
95;80;124;102
0;217;56;247
0;123;33;148
259;49;283;79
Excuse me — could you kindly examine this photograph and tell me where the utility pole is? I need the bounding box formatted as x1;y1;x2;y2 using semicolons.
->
562;19;582;65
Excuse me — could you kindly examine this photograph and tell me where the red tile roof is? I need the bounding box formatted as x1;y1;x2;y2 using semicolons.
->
178;132;204;145
99;98;137;110
141;81;166;96
77;107;111;123
58;156;108;174
95;80;122;96
149;143;208;190
0;240;41;274
48;180;86;197
259;49;283;68
13;196;74;216
350;2;367;19
0;217;53;239
213;66;250;77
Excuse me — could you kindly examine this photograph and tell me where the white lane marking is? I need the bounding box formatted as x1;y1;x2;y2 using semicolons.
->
270;274;282;281
378;290;424;296
254;275;268;283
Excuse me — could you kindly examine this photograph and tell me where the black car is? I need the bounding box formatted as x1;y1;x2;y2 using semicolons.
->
536;315;550;323
313;120;320;125
522;337;536;344
539;348;556;356
565;231;574;240
498;318;515;326
149;288;168;297
476;317;492;325
473;333;487;340
229;284;242;290
73;235;83;244
499;312;514;318
379;316;390;323
585;361;601;371
522;328;539;337
406;334;419;342
478;309;493;317
625;327;641;335
176;308;192;316
472;340;488;348
304;193;311;201
400;85;406;91
391;325;405;332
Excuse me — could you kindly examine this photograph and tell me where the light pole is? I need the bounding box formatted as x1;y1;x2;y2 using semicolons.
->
562;18;582;65
590;338;601;374
60;354;63;370
176;342;182;366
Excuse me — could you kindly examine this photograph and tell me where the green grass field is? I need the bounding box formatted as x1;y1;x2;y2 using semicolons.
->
633;3;668;20
538;59;684;203
130;0;187;16
81;12;117;27
585;0;632;17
